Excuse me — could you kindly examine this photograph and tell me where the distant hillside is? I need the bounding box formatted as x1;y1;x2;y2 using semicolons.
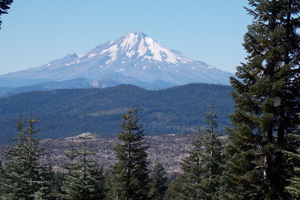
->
0;83;234;144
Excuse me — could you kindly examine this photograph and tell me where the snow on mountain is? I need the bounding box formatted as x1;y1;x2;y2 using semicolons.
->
0;31;233;89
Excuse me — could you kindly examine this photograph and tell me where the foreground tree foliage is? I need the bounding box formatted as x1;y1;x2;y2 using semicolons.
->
148;162;168;200
109;108;149;200
168;102;223;200
220;0;300;199
60;133;105;200
164;175;182;200
2;113;53;199
0;160;5;195
282;114;300;199
283;134;300;198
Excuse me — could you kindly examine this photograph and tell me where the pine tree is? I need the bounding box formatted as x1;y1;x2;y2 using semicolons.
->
77;133;105;200
110;108;149;200
220;1;300;199
104;170;115;200
201;102;223;199
148;162;168;200
219;127;262;199
0;0;13;29
2;114;31;199
283;133;300;199
176;129;206;200
61;132;105;200
42;165;58;200
282;114;300;199
2;113;53;199
60;138;81;200
164;176;182;200
25;113;53;199
49;170;64;198
174;102;223;200
0;160;5;195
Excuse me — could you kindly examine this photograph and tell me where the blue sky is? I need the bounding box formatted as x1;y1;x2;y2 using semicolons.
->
0;0;252;75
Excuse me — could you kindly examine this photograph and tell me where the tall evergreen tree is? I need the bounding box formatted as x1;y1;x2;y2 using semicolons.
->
2;114;30;199
0;0;13;29
60;137;81;200
61;132;105;200
25;113;53;199
282;114;300;199
2;113;53;200
49;170;65;198
104;170;115;200
221;1;300;199
201;102;223;199
77;133;105;200
110;108;149;200
0;160;5;195
148;162;168;200
164;176;182;200
173;102;223;200
176;128;206;200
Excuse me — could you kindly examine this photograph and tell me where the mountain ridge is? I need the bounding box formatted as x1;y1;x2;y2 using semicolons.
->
0;83;234;144
0;31;233;91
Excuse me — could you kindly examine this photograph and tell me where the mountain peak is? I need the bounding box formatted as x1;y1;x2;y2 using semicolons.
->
132;30;147;37
105;31;189;65
0;32;233;89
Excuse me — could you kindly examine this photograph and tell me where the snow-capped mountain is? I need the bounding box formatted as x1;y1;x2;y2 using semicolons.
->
0;31;233;89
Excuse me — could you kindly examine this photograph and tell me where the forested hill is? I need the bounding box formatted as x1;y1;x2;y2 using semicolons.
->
0;83;233;144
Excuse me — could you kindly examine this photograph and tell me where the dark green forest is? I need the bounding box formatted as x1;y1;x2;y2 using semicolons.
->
0;83;234;144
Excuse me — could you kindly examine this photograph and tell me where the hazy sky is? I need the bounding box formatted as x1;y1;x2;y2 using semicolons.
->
0;0;252;75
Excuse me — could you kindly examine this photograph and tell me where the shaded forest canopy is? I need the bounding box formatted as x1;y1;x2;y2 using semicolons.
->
0;83;233;144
